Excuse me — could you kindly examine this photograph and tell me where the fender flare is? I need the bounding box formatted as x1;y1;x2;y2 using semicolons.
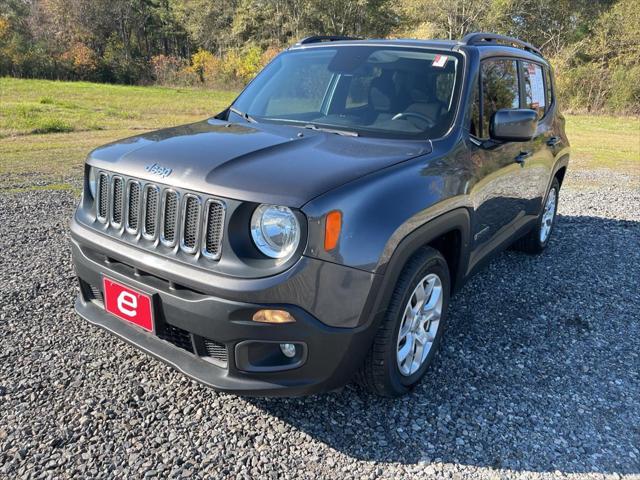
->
357;207;472;329
549;153;570;190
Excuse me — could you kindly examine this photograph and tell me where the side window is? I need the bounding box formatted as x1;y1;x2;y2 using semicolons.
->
523;61;546;118
481;59;519;138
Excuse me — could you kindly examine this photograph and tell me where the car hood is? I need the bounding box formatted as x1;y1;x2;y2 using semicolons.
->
87;118;431;207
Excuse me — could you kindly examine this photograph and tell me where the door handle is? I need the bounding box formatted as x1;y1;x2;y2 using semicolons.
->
515;151;532;164
547;136;561;147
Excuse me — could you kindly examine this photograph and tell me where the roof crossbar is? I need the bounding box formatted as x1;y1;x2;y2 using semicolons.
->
460;32;543;57
295;35;361;46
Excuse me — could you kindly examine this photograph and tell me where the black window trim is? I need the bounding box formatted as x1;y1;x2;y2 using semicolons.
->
544;64;555;113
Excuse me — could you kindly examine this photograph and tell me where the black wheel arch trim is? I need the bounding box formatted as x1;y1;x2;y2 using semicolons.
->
550;153;570;190
357;207;471;330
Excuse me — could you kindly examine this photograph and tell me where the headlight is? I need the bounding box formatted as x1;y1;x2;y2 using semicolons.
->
250;204;301;259
88;166;97;199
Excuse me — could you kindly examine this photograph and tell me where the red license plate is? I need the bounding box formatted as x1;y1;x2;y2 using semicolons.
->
103;277;154;332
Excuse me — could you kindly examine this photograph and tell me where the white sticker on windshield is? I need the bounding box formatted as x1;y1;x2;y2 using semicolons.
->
432;55;448;68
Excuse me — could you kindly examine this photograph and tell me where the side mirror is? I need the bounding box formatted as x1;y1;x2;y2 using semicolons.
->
490;109;538;142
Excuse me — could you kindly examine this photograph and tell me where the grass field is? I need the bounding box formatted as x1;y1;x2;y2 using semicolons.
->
0;78;237;188
1;77;638;190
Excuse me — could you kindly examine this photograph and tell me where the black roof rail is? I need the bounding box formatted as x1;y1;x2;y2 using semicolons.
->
295;35;361;46
460;32;543;57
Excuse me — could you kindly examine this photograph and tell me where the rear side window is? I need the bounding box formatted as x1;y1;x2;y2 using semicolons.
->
478;58;520;139
522;61;546;118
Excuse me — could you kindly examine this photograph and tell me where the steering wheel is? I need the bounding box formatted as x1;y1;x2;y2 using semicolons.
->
391;112;435;129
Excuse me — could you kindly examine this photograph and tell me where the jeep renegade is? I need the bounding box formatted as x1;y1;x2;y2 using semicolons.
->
71;33;570;397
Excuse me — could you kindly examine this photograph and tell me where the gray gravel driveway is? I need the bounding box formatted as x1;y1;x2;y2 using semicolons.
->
1;170;639;479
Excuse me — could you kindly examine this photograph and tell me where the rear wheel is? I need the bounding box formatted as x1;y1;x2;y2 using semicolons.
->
513;178;560;254
357;247;450;397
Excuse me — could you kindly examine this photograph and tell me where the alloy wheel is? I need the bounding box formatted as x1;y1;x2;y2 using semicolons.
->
396;273;443;376
540;187;557;243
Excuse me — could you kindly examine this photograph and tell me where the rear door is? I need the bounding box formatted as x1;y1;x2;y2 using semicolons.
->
518;60;556;216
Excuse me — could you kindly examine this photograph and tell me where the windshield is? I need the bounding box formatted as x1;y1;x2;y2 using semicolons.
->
232;46;462;139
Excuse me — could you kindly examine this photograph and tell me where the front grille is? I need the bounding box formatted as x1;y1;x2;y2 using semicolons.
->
157;323;194;353
181;195;201;252
203;339;228;365
97;173;109;221
111;177;124;226
143;185;159;238
161;190;179;245
92;169;226;262
127;181;141;232
203;200;225;259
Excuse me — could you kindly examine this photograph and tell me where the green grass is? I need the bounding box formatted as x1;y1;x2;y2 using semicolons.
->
0;77;237;184
0;77;237;138
565;114;640;172
3;182;76;194
0;78;638;191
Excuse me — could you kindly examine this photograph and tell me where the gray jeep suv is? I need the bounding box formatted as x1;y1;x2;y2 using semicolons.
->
71;33;570;397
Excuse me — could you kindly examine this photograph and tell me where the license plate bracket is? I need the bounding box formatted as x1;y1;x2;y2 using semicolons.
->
103;277;154;332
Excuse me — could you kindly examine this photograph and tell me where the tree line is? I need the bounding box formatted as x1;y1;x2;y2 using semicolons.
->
1;0;638;113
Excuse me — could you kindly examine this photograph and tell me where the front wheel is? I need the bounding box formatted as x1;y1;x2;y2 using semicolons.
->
513;177;560;254
356;247;450;397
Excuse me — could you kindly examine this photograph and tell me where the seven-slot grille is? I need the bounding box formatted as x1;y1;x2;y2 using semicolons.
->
95;170;225;261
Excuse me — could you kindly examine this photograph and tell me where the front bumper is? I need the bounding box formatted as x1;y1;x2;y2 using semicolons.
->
71;217;382;396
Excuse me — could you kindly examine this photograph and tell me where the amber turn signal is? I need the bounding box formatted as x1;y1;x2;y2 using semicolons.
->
324;210;342;251
252;309;296;324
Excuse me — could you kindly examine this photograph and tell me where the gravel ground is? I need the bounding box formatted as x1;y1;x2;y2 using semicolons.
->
1;169;639;479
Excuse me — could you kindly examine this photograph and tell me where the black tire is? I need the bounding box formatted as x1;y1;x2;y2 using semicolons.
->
356;247;450;397
512;177;560;254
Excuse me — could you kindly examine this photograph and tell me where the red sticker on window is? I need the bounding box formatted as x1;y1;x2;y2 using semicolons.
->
432;55;448;68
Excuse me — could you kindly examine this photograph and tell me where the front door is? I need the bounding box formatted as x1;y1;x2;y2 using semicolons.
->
468;57;528;259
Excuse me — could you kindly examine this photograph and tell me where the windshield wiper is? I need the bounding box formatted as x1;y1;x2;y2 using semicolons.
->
303;124;359;137
229;106;257;123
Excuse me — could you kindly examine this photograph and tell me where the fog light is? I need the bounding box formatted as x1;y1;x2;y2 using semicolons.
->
252;309;295;324
280;343;296;358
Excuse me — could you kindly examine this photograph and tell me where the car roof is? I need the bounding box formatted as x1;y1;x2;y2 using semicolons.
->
289;38;459;51
288;36;547;64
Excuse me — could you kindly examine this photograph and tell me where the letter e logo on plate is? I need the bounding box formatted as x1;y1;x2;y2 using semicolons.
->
103;278;154;331
117;291;138;317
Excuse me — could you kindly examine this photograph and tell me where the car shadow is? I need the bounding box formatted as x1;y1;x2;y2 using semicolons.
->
246;214;640;475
